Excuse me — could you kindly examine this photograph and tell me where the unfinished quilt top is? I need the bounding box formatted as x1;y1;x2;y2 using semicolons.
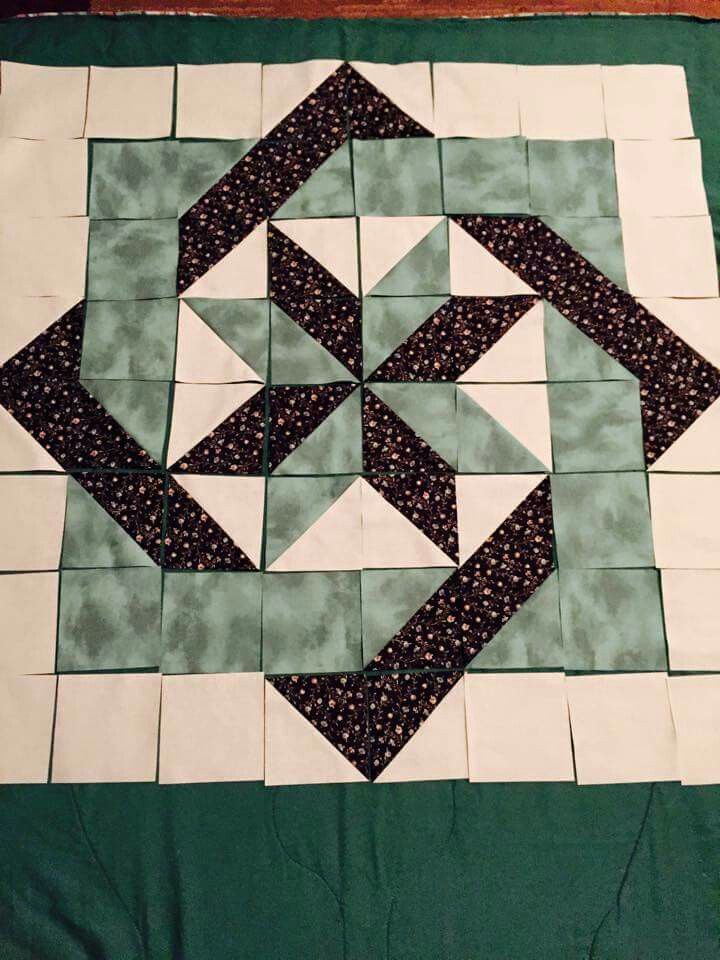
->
1;56;719;789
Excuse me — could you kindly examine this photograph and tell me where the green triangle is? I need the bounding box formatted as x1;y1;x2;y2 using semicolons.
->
265;474;357;567
177;139;256;214
273;142;354;219
457;388;547;473
275;389;362;476
270;304;355;383
369;382;457;469
361;567;452;665
372;220;449;296
362;295;448;378
61;476;154;568
82;379;170;463
544;303;635;382
468;573;563;668
186;298;269;379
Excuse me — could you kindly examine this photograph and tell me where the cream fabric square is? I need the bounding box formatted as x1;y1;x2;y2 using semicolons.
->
602;65;693;140
567;673;678;785
0;139;87;217
622;217;718;298
159;673;264;783
649;474;720;568
662;570;720;670
0;573;58;674
0;475;67;571
0;61;88;139
668;676;720;785
614;140;707;217
0;295;77;365
0;675;56;784
465;673;574;782
518;65;605;140
433;63;520;138
52;674;161;783
176;63;261;138
85;66;174;139
0;217;88;298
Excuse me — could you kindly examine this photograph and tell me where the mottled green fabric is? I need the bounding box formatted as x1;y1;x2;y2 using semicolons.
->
559;568;667;671
362;295;448;378
80;298;178;381
89;140;179;219
548;380;645;473
262;571;362;673
161;571;262;673
361;567;452;665
529;140;618;217
457;387;547;473
275;390;362;476
369;382;458;469
270;303;354;383
352;139;442;216
264;474;357;567
441;138;530;214
543;303;636;382
551;472;655;569
274;141;354;219
177;139;256;214
82;379;170;463
370;219;449;296
543;216;627;289
468;573;563;669
186;298;269;380
57;567;162;671
61;477;154;569
87;219;179;300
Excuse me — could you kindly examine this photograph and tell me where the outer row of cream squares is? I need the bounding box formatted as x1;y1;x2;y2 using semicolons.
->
0;60;696;141
1;671;718;787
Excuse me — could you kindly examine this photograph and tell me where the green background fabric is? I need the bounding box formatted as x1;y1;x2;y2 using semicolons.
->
3;13;720;959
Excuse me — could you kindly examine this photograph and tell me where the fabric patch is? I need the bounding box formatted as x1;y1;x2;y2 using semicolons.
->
268;673;370;779
441;138;530;214
352;139;442;216
57;567;162;672
262;571;363;674
161;571;262;673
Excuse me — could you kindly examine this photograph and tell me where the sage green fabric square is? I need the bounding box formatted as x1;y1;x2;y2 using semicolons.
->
87;219;179;301
80;299;177;380
352;139;442;216
262;571;362;674
89;141;179;219
57;567;162;671
551;472;655;569
543;216;627;289
441;138;530;214
559;568;667;671
548;381;645;473
161;571;261;674
529;140;618;217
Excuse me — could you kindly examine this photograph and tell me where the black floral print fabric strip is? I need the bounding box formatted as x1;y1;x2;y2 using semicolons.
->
452;216;720;463
368;296;539;382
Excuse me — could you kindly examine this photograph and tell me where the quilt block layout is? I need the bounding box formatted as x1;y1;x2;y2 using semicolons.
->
1;59;720;786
